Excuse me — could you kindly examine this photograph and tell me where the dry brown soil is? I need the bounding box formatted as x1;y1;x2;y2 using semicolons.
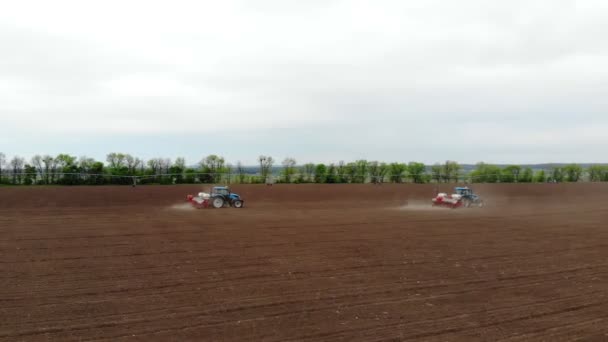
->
1;184;608;341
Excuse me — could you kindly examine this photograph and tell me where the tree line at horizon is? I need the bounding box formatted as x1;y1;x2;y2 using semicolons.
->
1;152;608;186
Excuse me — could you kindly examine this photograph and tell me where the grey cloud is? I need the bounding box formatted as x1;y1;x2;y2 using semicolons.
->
1;0;607;163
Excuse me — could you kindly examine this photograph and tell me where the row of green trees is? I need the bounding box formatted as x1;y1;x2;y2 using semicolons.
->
280;161;429;184
1;152;607;185
469;163;590;183
0;152;235;185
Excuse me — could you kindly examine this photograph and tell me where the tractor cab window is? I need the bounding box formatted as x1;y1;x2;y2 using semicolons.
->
215;188;229;196
456;188;471;196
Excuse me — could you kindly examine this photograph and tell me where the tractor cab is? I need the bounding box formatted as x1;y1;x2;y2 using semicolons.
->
454;187;482;204
212;186;231;196
455;187;473;196
211;186;242;202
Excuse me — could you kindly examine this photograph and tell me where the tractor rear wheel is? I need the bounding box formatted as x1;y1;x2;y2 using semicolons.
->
212;197;224;208
233;200;244;208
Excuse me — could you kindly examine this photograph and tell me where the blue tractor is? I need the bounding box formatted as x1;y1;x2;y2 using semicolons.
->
454;187;484;208
210;186;244;208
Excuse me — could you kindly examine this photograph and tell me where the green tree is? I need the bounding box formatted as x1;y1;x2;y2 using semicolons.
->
223;163;233;184
352;160;368;183
550;167;564;182
519;168;534;183
502;165;522;183
302;163;315;183
343;163;356;183
470;163;501;183
325;164;338;183
55;154;80;185
125;154;143;176
184;168;198;184
379;163;389;183
236;161;247;184
388;163;407;183
31;155;44;184
200;155;225;183
56;154;77;168
442;161;461;183
588;165;608;182
89;162;105;185
563;164;583;182
106;153;127;173
146;159;160;182
169;157;186;183
314;164;327;183
602;167;608;182
10;156;25;185
23;164;37;185
44;155;60;184
368;161;387;184
535;169;547;183
336;161;347;183
407;162;427;183
281;158;297;183
258;155;274;184
0;152;5;184
431;164;442;183
500;168;515;183
78;157;96;172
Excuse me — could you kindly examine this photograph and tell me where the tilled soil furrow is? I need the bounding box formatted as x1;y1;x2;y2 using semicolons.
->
4;268;606;336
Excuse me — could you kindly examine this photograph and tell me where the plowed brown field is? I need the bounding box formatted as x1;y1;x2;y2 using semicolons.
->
2;184;608;341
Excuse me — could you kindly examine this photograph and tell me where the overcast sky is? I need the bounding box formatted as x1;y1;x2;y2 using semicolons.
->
1;0;607;165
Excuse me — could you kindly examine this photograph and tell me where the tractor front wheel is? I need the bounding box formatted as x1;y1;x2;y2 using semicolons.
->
233;200;244;208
